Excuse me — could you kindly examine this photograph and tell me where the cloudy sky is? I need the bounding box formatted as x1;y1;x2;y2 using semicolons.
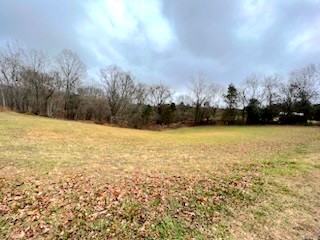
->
0;0;319;92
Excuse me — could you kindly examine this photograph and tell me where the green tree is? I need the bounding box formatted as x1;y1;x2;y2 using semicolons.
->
246;98;261;124
223;84;238;124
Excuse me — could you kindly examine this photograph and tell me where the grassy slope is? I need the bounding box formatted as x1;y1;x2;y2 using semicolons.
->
0;112;320;239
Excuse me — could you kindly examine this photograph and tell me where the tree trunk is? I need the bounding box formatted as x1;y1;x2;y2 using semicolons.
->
242;108;246;124
0;87;6;108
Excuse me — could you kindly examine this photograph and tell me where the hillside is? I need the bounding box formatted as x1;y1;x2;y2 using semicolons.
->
0;112;320;239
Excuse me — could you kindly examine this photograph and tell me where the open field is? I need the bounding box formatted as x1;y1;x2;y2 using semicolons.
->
0;112;320;239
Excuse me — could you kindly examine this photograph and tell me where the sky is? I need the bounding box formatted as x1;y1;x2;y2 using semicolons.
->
0;0;319;92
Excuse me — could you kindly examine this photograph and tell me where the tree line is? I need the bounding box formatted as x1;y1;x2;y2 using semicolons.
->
0;40;319;128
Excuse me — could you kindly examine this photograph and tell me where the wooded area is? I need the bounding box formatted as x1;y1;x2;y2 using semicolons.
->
1;40;319;128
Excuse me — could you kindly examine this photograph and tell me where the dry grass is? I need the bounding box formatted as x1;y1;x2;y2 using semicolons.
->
0;106;9;112
0;112;320;239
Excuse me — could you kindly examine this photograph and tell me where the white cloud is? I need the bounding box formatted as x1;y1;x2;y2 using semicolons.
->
78;0;175;58
237;0;276;40
288;17;320;53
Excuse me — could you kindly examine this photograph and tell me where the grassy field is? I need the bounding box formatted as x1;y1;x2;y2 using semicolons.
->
0;112;320;239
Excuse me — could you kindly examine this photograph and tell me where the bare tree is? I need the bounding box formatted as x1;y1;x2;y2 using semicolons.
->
237;88;247;123
144;82;174;125
280;79;296;114
290;64;319;103
0;83;5;108
76;84;106;122
0;40;24;110
238;73;262;123
0;47;6;108
55;49;86;118
281;64;320;118
147;82;173;106
41;71;63;117
189;72;219;124
100;64;136;122
21;48;50;114
262;74;282;107
243;73;262;101
134;82;148;105
175;94;192;106
0;66;5;108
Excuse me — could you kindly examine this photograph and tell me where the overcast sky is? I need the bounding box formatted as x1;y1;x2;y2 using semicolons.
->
0;0;319;92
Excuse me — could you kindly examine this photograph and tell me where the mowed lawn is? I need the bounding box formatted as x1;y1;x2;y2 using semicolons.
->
0;112;320;239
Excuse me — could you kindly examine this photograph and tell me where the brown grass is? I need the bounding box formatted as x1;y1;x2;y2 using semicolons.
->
0;106;9;112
